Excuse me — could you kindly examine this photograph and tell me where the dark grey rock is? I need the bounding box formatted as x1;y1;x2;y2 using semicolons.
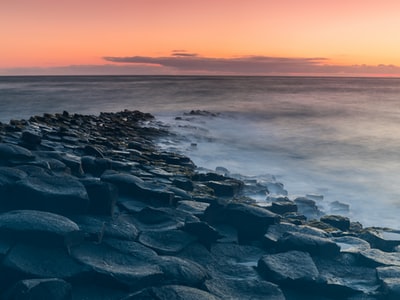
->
264;222;328;248
269;199;298;215
320;215;350;231
155;256;209;287
314;255;380;296
123;285;220;300
70;283;127;300
224;203;280;242
0;143;34;164
13;175;90;214
359;248;400;267
333;236;371;253
0;210;82;247
71;242;163;290
101;171;173;204
294;197;322;219
3;243;90;280
138;229;196;255
172;178;194;191
182;221;221;248
277;232;340;257
258;250;319;285
360;228;400;252
205;278;285;300
176;200;209;217
21;131;42;149
377;266;400;300
205;179;243;197
4;278;71;300
102;238;158;261
80;179;118;216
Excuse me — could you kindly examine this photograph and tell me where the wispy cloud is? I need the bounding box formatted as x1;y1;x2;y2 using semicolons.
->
103;53;400;76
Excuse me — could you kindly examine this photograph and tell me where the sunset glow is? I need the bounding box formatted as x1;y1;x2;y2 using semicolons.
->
2;0;400;75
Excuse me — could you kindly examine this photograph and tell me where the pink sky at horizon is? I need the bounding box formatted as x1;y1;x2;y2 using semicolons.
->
2;0;400;76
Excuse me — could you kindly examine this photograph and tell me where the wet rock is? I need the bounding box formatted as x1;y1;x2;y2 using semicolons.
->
71;242;163;290
205;278;285;300
258;250;319;286
277;232;340;257
71;283;127;300
0;143;34;164
138;229;196;255
294;197;322;220
205;179;243;197
80;179;118;215
333;236;371;253
155;256;209;287
360;228;400;252
4;278;72;300
102;239;158;261
13;174;90;214
3;243;90;281
124;285;220;300
263;222;328;248
320;215;350;231
359;248;400;267
20;131;42;149
313;254;380;296
182;221;221;248
172;178;194;191
83;145;104;158
0;210;82;247
376;266;400;300
176;200;210;217
268;199;297;215
101;171;174;204
223;203;280;242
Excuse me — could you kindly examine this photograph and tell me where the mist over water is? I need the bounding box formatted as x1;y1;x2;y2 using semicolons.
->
2;76;400;228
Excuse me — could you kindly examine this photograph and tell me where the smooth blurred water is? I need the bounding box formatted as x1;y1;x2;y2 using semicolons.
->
1;75;400;228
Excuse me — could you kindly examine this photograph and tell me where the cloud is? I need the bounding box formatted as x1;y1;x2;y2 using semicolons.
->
103;54;400;76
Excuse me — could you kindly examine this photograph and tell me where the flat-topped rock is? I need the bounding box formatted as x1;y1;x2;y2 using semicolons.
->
258;250;319;285
138;229;197;255
205;278;285;300
359;248;400;267
377;266;400;300
0;143;34;164
333;236;371;253
4;278;71;300
71;242;163;290
13;174;90;214
124;285;220;300
0;210;81;247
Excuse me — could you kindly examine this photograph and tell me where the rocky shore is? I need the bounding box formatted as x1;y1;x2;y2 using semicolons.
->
0;110;400;299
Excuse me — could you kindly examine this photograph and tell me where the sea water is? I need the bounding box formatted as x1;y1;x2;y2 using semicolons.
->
1;75;400;228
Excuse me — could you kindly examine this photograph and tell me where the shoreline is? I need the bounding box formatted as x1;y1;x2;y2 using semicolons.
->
0;110;399;299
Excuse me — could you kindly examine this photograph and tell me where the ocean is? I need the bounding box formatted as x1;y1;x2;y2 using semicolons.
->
1;75;400;229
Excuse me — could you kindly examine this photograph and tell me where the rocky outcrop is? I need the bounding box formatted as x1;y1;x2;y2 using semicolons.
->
0;110;398;299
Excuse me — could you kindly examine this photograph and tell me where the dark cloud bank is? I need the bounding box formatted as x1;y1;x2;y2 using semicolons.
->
2;53;400;76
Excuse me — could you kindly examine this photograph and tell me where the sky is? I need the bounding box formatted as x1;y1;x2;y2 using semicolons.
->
2;0;400;76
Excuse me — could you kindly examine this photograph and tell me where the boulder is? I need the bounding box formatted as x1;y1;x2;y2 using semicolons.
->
71;242;163;290
101;171;173;204
320;215;350;231
0;210;82;247
0;143;34;164
80;179;118;215
182;221;221;248
359;248;400;267
3;243;90;281
224;203;280;242
4;278;71;300
155;256;209;287
277;232;340;257
333;236;371;253
313;255;380;296
138;229;196;255
177;200;210;217
268;199;298;215
102;239;158;261
258;250;319;286
360;229;400;252
205;179;243;197
204;278;285;300
263;222;328;248
377;266;400;300
13;175;90;214
123;285;220;300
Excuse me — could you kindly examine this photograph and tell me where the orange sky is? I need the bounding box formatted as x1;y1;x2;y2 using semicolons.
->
2;0;400;75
